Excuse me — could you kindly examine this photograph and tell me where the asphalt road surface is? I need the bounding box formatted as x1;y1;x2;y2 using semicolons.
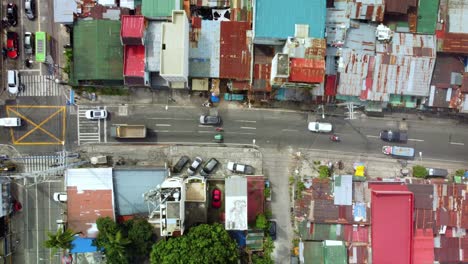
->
93;104;468;162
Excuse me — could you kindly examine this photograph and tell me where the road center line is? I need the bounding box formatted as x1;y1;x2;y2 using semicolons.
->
153;130;192;133
235;120;257;123
366;135;379;138
198;125;211;128
282;129;298;132
240;126;256;130
198;131;214;134
155;124;171;127
408;138;424;142
450;142;465;146
148;117;192;121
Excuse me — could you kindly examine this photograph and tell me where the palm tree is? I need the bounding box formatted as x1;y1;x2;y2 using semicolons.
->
44;228;78;254
102;231;131;264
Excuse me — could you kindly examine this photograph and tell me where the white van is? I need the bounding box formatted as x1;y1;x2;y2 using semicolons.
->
0;118;21;127
7;70;19;95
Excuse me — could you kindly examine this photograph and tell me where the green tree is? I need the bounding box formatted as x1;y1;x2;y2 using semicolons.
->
263;236;275;257
102;231;131;264
318;165;330;179
95;217;121;249
256;213;268;230
150;223;239;264
455;169;466;176
125;218;156;260
252;254;274;264
412;165;427;178
44;228;77;254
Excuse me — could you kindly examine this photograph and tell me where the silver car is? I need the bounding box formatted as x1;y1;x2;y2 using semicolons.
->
24;32;33;55
187;157;203;175
24;0;35;20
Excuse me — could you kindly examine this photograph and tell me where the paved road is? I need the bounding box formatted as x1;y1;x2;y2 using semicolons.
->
88;104;468;162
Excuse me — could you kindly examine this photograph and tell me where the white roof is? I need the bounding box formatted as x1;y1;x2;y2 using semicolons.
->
225;176;248;230
66;168;113;193
53;0;78;23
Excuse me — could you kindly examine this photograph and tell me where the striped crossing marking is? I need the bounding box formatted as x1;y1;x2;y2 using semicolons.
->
18;75;62;97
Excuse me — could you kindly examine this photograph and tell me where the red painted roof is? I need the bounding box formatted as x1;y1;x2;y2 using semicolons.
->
413;229;434;264
121;15;145;45
288;58;325;83
371;190;414;264
247;176;265;224
123;45;145;77
325;75;337;96
219;21;251;80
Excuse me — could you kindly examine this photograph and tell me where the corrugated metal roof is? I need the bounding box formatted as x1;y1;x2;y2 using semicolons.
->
73;20;123;81
301;241;324;264
254;0;326;40
289;58;325;83
219;21;251;80
414;229;435;264
225;176;248;230
441;33;468;54
416;0;438;34
371;190;414;264
462;73;468;93
124;45;145;77
348;0;385;22
121;15;145;45
141;0;178;18
431;54;465;88
337;49;373;97
54;0;78;23
189;20;220;78
407;184;434;209
348;245;369;264
344;23;376;55
447;0;468;33
333;175;353;205
376;33;436;57
343;224;369;243
66;168;115;237
325;75;337;96
323;240;347;264
384;0;416;14
253;64;272;91
247;177;265;224
145;21;162;72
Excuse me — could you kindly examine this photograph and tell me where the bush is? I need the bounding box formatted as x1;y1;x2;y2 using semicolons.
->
412;165;427;178
455;169;466;176
264;187;271;199
255;213;268;230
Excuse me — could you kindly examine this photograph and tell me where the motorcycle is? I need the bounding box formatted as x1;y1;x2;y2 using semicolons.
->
202;101;212;108
330;135;341;142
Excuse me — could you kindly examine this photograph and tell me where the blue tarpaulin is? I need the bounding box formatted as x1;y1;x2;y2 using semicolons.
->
229;230;246;247
211;94;220;103
464;171;468;178
70;237;98;253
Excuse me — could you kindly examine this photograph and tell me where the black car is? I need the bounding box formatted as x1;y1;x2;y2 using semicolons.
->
268;221;277;240
379;130;407;142
172;156;190;173
200;158;219;176
199;115;221;125
426;168;448;178
6;3;18;26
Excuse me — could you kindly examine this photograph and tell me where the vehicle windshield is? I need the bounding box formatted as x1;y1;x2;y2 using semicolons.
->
315;123;319;130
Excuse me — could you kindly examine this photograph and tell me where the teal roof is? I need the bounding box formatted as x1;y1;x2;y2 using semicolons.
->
142;0;180;18
416;0;439;34
254;0;326;40
73;20;123;81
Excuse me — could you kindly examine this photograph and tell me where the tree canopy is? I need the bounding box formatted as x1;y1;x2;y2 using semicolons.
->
150;223;239;264
44;228;77;254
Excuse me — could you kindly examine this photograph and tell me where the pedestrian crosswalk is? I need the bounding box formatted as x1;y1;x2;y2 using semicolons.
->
19;75;62;97
77;106;106;145
16;154;66;176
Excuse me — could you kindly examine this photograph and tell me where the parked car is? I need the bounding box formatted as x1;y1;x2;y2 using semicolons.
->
6;3;17;26
85;109;107;120
200;158;219;176
7;70;19;94
6;31;19;59
173;156;190;173
227;161;254;175
0;117;21;127
24;0;35;20
24;32;34;55
211;188;222;208
199;115;221;125
187;157;203;175
308;122;332;133
426;168;448;178
53;192;67;203
268;220;277;240
379;130;408;142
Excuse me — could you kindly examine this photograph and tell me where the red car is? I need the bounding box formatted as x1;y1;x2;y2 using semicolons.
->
211;188;222;208
6;32;19;59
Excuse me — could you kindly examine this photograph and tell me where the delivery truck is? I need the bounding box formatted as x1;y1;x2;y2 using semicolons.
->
110;125;146;138
382;146;414;158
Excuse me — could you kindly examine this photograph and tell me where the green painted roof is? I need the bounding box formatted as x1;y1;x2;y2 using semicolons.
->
416;0;439;34
303;242;324;264
323;241;347;264
142;0;180;18
73;20;123;81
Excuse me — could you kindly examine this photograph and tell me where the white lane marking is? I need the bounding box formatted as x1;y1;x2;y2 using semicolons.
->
155;124;171;127
235;120;257;123
241;126;256;130
450;142;465;146
198;131;214;134
408;138;424;142
198;125;211;128
148;117;193;121
366;135;379;138
226;132;255;135
282;129;298;132
153;130;192;133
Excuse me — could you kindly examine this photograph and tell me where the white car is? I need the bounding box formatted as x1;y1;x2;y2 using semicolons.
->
0;117;21;127
187;157;203;175
308;122;332;133
53;192;67;203
7;70;19;95
227;162;254;175
85;109;107;120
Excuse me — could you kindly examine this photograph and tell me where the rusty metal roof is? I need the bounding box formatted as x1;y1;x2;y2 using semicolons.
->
345;23;376;55
462;73;468;93
441;33;468;54
348;0;385;22
219;21;251;80
407;184;434;209
376;33;437;57
384;0;416;14
337;49;374;97
289;58;325;83
431;54;465;88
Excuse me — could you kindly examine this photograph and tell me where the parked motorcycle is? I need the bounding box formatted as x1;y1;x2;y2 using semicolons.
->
330;135;341;142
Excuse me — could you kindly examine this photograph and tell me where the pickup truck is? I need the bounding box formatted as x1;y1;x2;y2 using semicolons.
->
382;146;414;158
0;117;21;127
110;125;146;138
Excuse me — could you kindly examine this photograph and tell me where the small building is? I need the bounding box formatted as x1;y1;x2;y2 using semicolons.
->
66;168;115;238
189;20;220;78
54;0;78;24
159;177;185;236
225;176;248;231
73;20;124;85
160;10;189;88
142;0;179;19
121;15;145;46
